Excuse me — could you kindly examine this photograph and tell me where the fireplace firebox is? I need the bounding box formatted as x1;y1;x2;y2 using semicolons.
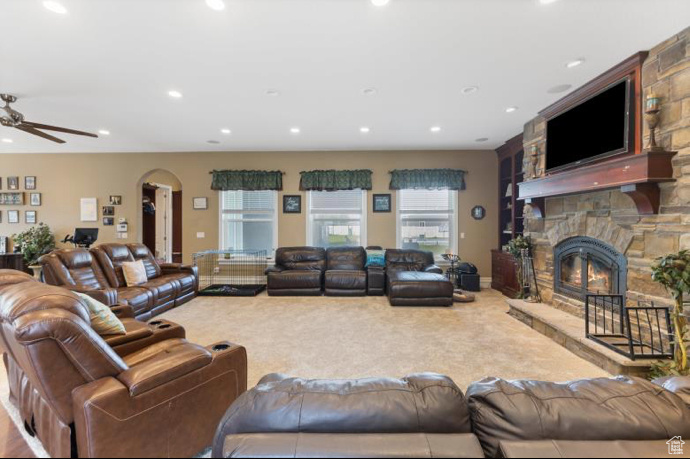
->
554;237;627;300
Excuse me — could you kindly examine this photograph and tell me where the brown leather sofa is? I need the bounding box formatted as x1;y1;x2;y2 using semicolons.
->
385;249;454;306
213;373;690;458
324;246;367;296
41;243;198;320
213;373;484;458
0;269;247;458
266;247;326;296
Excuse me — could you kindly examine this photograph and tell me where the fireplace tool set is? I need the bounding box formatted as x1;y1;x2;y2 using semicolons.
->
520;248;541;303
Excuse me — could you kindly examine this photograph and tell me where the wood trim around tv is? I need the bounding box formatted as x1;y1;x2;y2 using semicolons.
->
539;51;648;172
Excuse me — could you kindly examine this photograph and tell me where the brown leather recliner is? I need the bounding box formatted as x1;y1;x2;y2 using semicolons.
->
40;248;119;305
0;269;247;458
385;249;454;306
212;373;484;458
324;246;367;296
265;247;326;296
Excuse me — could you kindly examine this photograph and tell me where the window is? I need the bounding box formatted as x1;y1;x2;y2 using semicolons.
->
397;189;458;258
307;190;367;248
220;190;277;255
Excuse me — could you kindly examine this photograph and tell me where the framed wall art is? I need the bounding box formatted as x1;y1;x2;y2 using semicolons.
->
7;177;19;191
283;195;301;214
30;193;41;206
8;210;19;224
193;197;208;210
25;176;36;190
373;194;392;213
25;210;37;224
80;198;99;222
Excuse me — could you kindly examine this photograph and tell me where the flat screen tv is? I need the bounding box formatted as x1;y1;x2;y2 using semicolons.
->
546;78;632;173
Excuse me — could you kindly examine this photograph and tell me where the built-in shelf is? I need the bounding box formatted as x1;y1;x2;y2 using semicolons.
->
518;150;677;217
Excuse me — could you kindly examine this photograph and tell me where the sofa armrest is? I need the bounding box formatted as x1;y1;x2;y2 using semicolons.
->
74;287;119;306
110;304;135;319
117;343;213;396
424;265;444;274
265;265;286;274
160;263;198;276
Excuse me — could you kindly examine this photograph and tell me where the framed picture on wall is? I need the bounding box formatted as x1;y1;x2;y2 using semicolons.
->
25;176;36;190
7;177;19;191
103;206;115;216
373;194;392;213
193;197;208;210
109;195;122;205
25;211;37;224
80;198;98;222
103;217;115;226
8;210;19;224
283;195;301;214
30;193;41;206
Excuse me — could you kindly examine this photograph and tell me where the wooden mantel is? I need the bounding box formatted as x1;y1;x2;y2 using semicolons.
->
518;150;677;217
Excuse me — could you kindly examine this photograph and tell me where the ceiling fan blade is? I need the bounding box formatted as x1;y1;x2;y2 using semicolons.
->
21;121;98;138
16;124;66;144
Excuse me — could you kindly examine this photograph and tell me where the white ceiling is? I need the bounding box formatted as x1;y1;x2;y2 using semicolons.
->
1;0;688;154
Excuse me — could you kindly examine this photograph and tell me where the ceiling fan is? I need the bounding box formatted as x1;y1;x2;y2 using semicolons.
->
0;94;98;144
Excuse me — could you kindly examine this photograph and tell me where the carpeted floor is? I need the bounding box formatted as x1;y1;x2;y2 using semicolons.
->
160;289;609;389
0;289;609;458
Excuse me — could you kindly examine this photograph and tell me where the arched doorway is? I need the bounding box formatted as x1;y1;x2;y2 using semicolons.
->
136;169;183;263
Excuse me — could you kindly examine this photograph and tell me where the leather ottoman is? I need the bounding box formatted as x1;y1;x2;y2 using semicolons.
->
387;271;454;307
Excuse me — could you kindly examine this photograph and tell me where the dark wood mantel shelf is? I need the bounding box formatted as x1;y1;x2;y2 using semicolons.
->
518;151;677;218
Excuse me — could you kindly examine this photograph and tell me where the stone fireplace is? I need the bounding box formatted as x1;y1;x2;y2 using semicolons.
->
554;237;627;301
519;26;690;319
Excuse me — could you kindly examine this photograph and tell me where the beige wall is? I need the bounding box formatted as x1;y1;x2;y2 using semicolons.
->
0;150;498;273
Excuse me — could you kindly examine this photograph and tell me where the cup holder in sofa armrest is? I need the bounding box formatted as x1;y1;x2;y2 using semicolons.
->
212;343;230;352
149;320;164;326
157;324;172;330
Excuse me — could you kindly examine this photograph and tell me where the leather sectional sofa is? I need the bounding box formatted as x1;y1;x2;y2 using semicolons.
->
213;372;690;458
40;243;198;320
266;246;454;305
0;269;247;458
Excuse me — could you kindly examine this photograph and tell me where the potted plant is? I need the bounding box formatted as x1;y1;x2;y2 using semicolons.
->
13;223;56;277
507;235;533;299
650;250;690;377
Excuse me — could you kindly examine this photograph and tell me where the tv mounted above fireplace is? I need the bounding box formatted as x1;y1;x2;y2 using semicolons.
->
546;78;633;173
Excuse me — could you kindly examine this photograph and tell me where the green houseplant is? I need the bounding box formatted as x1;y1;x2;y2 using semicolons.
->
650;250;690;377
507;235;533;299
13;223;56;269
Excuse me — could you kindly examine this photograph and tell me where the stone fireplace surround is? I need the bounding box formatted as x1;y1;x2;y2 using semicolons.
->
520;26;690;319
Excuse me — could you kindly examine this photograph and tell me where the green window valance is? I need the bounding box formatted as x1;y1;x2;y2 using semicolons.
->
300;169;373;191
389;169;467;190
211;170;284;191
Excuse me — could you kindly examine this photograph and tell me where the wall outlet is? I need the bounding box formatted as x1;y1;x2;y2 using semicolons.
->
460;232;465;239
197;232;206;239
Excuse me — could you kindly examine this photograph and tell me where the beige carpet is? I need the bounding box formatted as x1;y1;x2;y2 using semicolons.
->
160;289;609;389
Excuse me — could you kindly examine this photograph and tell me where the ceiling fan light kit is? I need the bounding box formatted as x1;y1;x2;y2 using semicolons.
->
0;94;98;144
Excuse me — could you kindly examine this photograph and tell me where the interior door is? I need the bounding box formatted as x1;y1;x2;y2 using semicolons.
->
172;191;183;263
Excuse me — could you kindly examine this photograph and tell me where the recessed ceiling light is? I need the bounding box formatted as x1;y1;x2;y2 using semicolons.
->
1;138;13;144
362;88;377;96
475;137;489;142
547;84;573;94
566;58;585;69
266;89;280;97
168;90;183;99
98;130;110;136
43;1;68;14
539;0;560;4
371;0;391;6
505;106;518;113
430;126;442;133
360;127;371;133
290;127;301;134
207;140;220;144
206;0;226;11
221;128;231;135
461;86;479;95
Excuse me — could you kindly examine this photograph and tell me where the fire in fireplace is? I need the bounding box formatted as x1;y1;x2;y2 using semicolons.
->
554;237;627;300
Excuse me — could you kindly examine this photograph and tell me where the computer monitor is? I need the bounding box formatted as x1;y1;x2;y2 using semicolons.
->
73;228;99;247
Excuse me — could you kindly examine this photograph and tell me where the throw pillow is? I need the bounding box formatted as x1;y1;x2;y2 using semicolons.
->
365;249;386;268
122;260;148;287
75;292;126;336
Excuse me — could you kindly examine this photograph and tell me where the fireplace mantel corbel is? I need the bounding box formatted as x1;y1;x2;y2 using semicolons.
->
518;150;677;218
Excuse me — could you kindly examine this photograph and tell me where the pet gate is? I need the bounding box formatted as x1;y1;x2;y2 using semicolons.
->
193;249;269;296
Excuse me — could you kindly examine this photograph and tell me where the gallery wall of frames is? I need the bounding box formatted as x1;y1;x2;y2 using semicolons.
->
0;176;41;225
